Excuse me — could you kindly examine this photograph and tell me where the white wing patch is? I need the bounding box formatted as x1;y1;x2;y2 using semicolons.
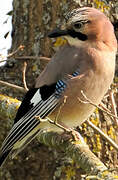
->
30;89;42;106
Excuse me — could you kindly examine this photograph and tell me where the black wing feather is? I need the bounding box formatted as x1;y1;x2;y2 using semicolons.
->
0;80;65;167
14;88;39;123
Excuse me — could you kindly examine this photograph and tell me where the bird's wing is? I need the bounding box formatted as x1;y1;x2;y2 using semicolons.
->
0;70;79;162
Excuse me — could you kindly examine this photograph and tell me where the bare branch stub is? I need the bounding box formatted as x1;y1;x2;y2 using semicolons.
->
22;61;29;91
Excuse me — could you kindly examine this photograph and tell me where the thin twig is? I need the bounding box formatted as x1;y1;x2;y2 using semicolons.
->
86;120;118;151
0;45;24;63
55;96;67;123
35;116;70;132
99;102;111;113
0;55;51;65
22;61;29;91
0;80;27;92
0;59;8;63
15;56;39;60
77;90;118;151
109;90;118;126
35;96;69;132
14;56;50;61
0;56;51;63
7;45;24;58
78;90;118;120
15;56;51;61
35;94;85;142
40;56;50;61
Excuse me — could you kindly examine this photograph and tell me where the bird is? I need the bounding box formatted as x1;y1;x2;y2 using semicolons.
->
0;7;117;167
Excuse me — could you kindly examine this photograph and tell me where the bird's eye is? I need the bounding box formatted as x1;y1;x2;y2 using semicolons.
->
74;22;82;29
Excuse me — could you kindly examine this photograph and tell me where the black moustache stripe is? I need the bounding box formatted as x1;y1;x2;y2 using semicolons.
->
67;29;88;41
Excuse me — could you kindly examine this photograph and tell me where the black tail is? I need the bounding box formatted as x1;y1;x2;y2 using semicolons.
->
0;150;11;167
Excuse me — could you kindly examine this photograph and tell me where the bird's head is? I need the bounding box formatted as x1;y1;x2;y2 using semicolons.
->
48;7;117;49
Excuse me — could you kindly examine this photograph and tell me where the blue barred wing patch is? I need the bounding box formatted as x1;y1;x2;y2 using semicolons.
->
55;80;66;98
72;71;79;77
55;70;79;98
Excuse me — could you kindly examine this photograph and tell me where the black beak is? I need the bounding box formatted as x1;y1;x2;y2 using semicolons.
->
48;28;68;38
48;28;88;41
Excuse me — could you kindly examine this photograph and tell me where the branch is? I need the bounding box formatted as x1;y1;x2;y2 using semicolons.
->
15;56;50;61
0;94;117;179
38;131;116;179
0;80;27;93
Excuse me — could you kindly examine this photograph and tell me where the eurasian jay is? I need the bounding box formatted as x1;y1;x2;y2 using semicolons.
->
0;7;117;166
